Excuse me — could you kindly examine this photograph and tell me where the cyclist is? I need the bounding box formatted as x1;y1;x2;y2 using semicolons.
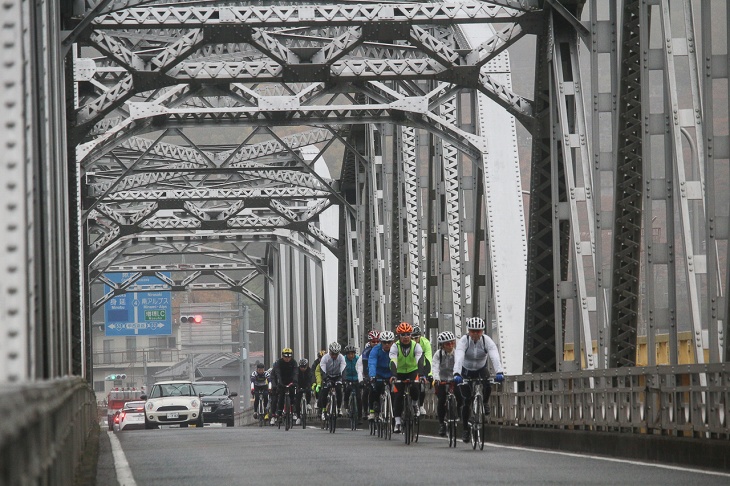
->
411;325;432;416
342;345;363;421
250;362;270;420
367;331;394;420
432;331;462;437
270;347;299;425
360;330;379;419
453;317;505;443
388;322;424;434
311;349;326;401
295;358;313;425
316;342;346;419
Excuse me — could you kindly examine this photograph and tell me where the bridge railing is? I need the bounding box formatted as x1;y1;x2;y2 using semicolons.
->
485;363;729;439
0;377;98;485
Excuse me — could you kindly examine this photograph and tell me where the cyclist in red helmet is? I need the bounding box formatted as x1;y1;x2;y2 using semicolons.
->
389;321;424;433
361;330;380;420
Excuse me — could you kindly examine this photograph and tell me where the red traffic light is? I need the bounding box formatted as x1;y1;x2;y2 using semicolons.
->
180;315;203;324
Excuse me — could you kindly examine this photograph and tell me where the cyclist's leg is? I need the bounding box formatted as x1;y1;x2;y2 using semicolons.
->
343;384;351;411
369;382;382;416
459;381;473;429
276;386;285;415
354;383;362;418
335;383;343;413
317;383;329;410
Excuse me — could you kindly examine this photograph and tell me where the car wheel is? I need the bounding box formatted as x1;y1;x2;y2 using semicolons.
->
180;422;189;428
226;419;234;427
197;415;204;428
144;418;157;430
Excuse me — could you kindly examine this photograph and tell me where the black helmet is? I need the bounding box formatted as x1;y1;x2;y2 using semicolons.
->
256;362;265;369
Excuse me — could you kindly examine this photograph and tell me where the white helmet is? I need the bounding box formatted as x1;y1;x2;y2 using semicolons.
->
465;317;485;331
437;331;456;344
328;341;341;354
379;331;395;342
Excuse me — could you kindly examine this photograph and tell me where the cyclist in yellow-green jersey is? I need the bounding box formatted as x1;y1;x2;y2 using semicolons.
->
388;322;424;433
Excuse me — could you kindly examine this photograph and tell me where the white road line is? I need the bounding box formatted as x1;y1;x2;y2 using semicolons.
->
107;431;138;486
417;433;730;478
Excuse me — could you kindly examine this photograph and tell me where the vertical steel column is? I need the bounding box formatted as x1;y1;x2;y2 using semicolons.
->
609;0;646;368
440;95;465;336
0;0;30;382
367;126;387;330
552;26;599;369
660;0;708;364
524;8;566;373
589;0;618;369
400;126;422;327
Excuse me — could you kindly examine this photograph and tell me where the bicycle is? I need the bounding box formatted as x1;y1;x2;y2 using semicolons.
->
299;390;309;429
445;381;459;448
253;388;267;428
321;379;341;433
277;383;296;431
460;378;493;450
344;380;359;431
377;379;393;440
393;379;420;445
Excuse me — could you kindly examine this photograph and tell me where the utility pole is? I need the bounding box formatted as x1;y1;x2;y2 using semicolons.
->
242;305;251;405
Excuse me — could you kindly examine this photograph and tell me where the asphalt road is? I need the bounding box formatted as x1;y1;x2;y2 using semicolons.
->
97;424;730;485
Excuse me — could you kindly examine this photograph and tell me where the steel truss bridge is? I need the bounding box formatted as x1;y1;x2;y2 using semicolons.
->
2;0;730;483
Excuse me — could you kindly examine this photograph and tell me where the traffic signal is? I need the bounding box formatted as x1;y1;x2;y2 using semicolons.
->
105;373;127;381
180;315;203;324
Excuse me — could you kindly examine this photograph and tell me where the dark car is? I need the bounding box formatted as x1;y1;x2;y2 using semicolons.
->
194;381;238;427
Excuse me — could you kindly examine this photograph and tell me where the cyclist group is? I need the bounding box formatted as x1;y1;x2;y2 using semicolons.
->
250;316;504;443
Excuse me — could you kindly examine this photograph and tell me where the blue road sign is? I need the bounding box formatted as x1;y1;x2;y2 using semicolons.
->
103;273;172;336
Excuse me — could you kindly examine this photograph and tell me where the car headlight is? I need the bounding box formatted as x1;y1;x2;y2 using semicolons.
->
191;399;199;408
146;402;153;411
219;399;233;407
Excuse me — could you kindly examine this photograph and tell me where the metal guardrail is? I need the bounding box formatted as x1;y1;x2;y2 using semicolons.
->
0;377;98;485
486;364;729;439
234;366;729;441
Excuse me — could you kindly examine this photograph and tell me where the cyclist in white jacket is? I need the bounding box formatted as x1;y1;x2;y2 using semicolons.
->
452;317;505;443
317;341;346;418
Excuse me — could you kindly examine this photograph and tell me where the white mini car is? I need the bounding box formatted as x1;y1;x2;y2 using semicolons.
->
114;401;146;431
141;380;203;429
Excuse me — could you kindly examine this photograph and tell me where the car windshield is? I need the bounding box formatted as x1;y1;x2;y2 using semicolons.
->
195;384;228;396
149;383;195;398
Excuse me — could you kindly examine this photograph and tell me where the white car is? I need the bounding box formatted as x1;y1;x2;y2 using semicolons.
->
114;401;146;431
141;380;204;429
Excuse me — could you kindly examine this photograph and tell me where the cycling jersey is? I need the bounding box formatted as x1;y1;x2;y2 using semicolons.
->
431;348;455;381
297;365;312;389
367;343;393;380
416;336;432;369
389;341;423;374
452;334;504;375
343;354;363;382
318;353;346;381
251;369;270;388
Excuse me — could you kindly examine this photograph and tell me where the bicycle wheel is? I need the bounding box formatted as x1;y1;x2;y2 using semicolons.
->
284;395;292;431
402;395;412;445
300;395;308;429
258;398;264;428
475;396;485;450
414;412;420;443
349;390;358;431
471;396;481;450
383;391;392;441
447;394;457;448
328;392;337;433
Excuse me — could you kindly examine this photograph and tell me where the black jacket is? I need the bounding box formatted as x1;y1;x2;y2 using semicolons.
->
271;358;299;388
297;365;313;389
